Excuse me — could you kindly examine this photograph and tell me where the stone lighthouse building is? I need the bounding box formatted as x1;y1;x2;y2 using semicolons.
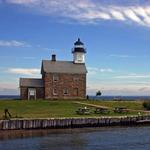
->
20;38;87;100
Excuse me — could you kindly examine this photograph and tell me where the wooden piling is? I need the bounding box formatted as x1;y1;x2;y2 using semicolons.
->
0;115;150;130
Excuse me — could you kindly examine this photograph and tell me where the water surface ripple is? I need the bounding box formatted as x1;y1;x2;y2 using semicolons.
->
0;126;150;150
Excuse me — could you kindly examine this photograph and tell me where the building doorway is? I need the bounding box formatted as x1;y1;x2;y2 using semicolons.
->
28;88;36;100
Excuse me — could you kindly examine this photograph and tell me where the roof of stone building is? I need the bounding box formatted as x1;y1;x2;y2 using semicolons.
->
20;78;44;87
41;60;87;74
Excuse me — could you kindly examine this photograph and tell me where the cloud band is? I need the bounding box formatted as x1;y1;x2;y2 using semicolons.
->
3;0;150;27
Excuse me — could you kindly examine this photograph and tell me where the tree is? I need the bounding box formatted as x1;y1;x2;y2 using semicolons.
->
96;90;102;96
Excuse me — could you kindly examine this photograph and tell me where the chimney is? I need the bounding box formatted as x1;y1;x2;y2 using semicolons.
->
52;54;56;61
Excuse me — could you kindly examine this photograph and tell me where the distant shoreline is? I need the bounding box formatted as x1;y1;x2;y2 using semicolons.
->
0;95;20;100
1;95;150;100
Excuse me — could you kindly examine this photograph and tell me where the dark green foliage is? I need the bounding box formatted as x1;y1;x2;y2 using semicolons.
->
143;101;150;110
96;91;102;96
4;108;12;119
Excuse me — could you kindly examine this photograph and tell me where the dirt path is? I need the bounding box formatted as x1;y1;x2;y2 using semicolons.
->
73;101;150;113
73;101;110;109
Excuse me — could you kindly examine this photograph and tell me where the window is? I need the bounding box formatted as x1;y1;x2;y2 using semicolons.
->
53;74;59;82
74;76;79;85
77;55;83;61
28;88;36;100
63;88;69;95
29;89;36;96
53;88;58;95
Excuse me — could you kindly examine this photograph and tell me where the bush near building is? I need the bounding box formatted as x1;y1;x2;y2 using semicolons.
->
143;101;150;110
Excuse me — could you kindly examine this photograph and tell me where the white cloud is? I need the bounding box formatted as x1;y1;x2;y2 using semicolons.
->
88;67;113;75
87;70;150;95
4;0;150;27
114;73;150;79
100;68;113;72
6;0;37;4
109;54;136;58
8;68;40;75
110;9;126;21
109;54;149;58
0;83;19;95
123;8;144;25
87;83;150;96
0;40;28;47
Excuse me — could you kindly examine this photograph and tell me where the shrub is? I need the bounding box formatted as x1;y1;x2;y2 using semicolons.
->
143;101;150;110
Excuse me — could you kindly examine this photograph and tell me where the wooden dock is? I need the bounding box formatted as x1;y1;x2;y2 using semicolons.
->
0;115;150;130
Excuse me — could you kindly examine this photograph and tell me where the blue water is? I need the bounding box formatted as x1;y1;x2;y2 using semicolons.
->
0;126;150;150
89;96;150;100
0;95;20;100
1;95;150;100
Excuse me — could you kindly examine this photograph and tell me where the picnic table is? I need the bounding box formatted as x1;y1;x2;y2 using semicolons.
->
94;108;110;114
114;107;128;113
76;107;90;115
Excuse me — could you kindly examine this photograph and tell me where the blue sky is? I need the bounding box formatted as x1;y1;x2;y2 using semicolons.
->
1;0;150;96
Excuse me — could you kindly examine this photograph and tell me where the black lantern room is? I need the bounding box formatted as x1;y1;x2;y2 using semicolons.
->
72;38;86;53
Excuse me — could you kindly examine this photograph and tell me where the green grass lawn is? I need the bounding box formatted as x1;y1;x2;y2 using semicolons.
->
0;100;149;119
82;100;144;110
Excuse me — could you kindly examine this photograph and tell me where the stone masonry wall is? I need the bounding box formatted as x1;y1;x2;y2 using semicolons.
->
36;87;45;99
20;87;28;100
44;73;86;99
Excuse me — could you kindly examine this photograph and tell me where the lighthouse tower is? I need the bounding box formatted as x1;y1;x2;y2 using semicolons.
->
72;38;86;64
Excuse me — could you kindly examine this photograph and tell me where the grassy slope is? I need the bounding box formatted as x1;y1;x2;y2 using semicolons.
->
84;100;144;110
0;100;149;119
0;100;83;118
